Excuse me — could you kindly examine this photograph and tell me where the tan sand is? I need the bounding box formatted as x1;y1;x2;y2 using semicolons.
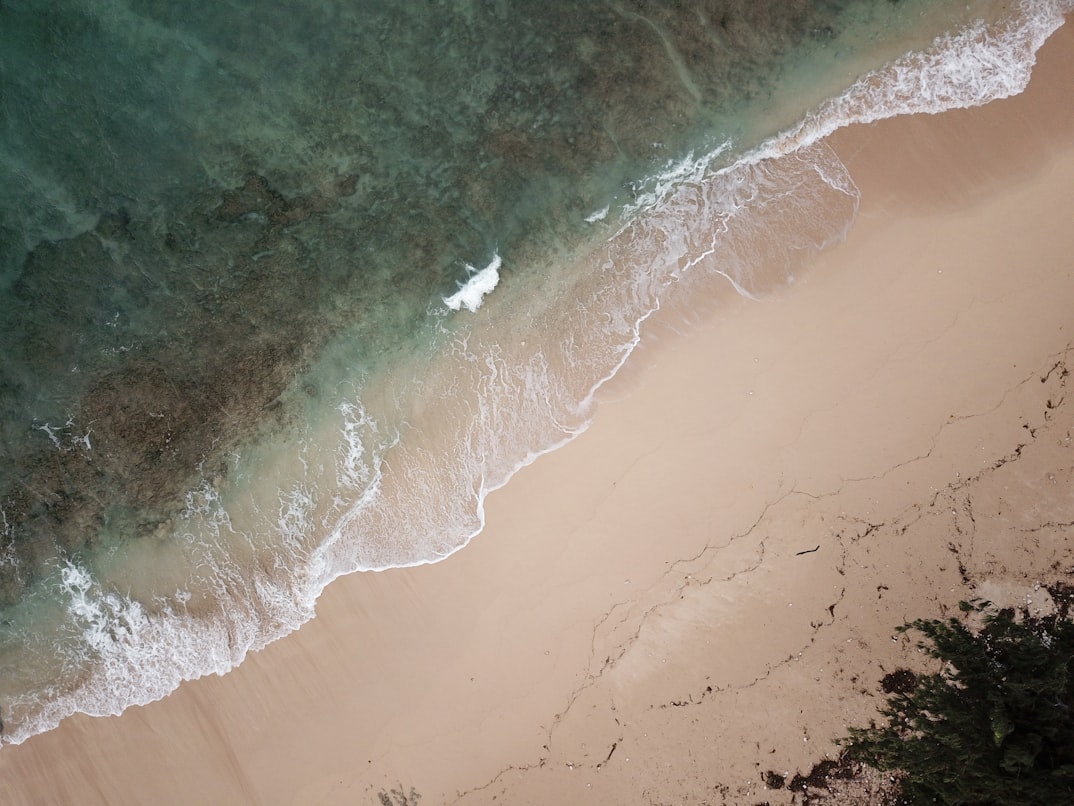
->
3;19;1073;806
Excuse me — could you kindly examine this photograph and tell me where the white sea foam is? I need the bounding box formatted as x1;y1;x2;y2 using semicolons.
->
443;254;502;312
179;479;233;542
32;415;92;453
0;509;15;571
61;563;148;656
584;205;610;223
0;561;283;745
754;0;1072;162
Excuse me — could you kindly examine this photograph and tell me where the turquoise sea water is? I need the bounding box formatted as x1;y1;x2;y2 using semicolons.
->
0;0;1069;744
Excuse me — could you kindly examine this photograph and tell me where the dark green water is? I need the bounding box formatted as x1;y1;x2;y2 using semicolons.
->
0;0;1067;745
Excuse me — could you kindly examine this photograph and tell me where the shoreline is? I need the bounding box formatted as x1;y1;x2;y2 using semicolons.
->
3;17;1073;806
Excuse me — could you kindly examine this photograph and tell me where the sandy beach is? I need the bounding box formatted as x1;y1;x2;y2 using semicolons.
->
3;17;1073;806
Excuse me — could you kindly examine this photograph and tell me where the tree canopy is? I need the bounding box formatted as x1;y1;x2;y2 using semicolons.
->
841;597;1074;805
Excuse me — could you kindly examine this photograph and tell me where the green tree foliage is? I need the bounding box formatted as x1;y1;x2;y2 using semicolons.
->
841;599;1074;805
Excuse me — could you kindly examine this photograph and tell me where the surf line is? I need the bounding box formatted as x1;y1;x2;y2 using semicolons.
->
443;253;501;313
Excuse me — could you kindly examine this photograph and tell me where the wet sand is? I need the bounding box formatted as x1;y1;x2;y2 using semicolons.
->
2;18;1073;806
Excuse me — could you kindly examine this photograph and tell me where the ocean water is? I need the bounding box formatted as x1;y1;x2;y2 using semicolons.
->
0;0;1069;744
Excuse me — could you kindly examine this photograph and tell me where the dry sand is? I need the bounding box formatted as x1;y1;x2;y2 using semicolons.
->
2;18;1073;806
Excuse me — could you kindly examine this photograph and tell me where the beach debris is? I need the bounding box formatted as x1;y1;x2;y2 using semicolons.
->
762;770;787;789
377;785;420;806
